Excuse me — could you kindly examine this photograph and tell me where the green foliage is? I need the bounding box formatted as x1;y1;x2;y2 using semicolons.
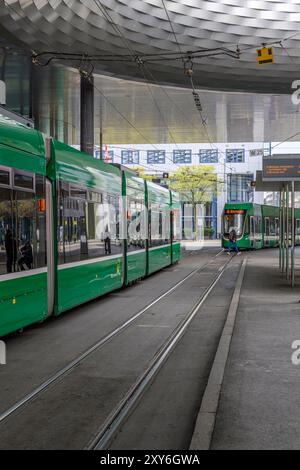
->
169;165;221;205
132;167;153;181
204;227;215;237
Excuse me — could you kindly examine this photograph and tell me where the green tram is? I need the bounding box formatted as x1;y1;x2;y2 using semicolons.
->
0;118;181;337
222;202;300;250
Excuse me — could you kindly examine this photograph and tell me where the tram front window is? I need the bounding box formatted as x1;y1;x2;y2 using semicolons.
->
223;213;245;238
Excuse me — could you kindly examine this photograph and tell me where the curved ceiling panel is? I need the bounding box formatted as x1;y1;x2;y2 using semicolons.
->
1;0;300;93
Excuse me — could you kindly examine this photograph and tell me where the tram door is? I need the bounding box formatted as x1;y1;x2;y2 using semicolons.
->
250;216;255;248
265;217;270;246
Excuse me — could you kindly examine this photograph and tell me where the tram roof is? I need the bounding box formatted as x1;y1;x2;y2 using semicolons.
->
0;116;45;157
51;139;122;194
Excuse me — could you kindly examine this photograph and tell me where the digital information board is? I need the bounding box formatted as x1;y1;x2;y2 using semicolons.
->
262;156;300;181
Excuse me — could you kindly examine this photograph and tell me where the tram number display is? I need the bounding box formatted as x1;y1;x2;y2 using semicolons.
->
263;156;300;181
224;209;246;214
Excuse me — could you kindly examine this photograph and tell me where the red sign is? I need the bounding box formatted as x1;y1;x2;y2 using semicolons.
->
104;144;110;163
38;199;46;212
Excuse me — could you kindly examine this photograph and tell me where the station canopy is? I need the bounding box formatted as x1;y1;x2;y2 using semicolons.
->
2;2;300;145
1;1;300;94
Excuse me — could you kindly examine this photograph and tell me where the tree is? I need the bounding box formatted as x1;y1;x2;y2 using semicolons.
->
169;165;222;239
132;166;153;181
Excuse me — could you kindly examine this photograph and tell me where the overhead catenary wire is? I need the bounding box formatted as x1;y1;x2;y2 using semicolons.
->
159;0;229;173
88;74;163;152
138;55;236;172
161;0;184;61
6;0;300;68
139;64;181;150
92;0;137;60
271;131;300;150
92;0;184;170
8;0;300;175
158;0;236;176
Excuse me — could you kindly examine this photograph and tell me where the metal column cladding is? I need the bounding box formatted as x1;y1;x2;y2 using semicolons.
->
80;74;94;156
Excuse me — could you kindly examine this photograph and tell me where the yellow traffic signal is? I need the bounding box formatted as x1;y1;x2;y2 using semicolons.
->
257;47;274;65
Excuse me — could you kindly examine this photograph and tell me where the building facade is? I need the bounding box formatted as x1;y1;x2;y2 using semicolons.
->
94;142;270;238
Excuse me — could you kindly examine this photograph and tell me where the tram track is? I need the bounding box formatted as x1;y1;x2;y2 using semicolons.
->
0;249;224;427
88;253;235;450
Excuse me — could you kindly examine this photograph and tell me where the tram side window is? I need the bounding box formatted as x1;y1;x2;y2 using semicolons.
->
269;217;276;237
86;193;122;259
0;187;13;275
244;216;249;235
149;202;171;247
127;197;146;251
0;169;10;186
254;216;262;236
0;170;46;275
58;182;122;264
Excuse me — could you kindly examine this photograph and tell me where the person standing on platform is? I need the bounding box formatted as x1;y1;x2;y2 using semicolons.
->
227;228;240;255
104;225;111;255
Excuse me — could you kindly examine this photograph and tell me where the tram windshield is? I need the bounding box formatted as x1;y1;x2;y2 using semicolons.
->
223;211;245;237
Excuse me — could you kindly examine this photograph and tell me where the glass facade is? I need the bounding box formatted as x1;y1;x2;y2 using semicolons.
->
227;173;254;203
0;49;31;117
147;150;165;164
199;149;218;163
181;198;217;240
121;150;140;165
226;148;245;163
173;149;192;164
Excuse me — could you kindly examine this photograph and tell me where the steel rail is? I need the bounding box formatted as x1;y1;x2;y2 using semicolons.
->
0;249;224;425
88;255;234;450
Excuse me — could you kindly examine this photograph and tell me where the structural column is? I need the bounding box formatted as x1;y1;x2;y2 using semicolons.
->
99;94;103;160
286;184;289;280
29;61;41;129
291;181;295;287
279;189;282;269
282;187;285;273
80;73;94;156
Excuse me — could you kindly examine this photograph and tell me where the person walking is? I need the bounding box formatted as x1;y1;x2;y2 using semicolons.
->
104;225;111;255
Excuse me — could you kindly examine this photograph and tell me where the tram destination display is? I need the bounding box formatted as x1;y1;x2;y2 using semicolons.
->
262;155;300;181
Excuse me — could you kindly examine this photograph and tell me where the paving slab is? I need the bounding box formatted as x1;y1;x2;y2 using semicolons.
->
211;248;300;450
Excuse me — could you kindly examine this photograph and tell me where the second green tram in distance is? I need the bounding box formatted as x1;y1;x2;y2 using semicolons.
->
0;117;182;337
222;202;300;250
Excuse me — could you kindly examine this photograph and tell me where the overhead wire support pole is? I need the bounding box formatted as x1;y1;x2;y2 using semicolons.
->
279;189;282;270
286;183;289;280
99;93;103;160
80;69;94;156
282;186;286;273
291;180;295;287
